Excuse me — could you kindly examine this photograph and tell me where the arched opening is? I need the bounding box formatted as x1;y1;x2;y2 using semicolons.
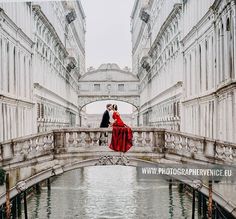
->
80;100;137;127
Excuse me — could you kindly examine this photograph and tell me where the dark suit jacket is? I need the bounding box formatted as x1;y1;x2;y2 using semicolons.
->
100;110;110;127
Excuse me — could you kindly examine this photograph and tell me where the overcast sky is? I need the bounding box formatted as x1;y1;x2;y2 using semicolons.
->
80;0;134;70
80;0;135;114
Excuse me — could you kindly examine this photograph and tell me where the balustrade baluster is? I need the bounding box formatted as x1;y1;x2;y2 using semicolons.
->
67;132;75;147
28;138;36;158
132;131;137;147
92;132;99;146
145;131;151;147
100;132;106;146
84;132;92;146
76;132;83;147
137;131;143;147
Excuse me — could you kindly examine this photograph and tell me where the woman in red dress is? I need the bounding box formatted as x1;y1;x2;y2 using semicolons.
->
109;104;133;152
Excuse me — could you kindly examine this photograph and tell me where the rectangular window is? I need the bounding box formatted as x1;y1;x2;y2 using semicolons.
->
94;84;100;91
118;84;124;91
37;103;40;119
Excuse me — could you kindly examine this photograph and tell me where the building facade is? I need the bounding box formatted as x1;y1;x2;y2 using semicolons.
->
182;0;236;142
131;0;183;130
0;2;35;141
0;1;85;141
132;0;236;141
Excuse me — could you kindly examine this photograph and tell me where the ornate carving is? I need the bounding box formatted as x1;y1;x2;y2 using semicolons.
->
16;181;27;192
192;179;202;190
78;95;139;109
95;155;130;166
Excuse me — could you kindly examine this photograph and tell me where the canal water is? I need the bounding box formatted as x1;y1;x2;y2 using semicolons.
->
23;166;198;219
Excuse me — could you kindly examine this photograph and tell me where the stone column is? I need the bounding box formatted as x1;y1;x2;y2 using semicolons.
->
0;102;3;142
227;92;233;142
234;90;236;142
0;37;2;91
232;1;236;80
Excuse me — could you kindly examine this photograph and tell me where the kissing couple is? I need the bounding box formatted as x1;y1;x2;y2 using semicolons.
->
100;103;132;152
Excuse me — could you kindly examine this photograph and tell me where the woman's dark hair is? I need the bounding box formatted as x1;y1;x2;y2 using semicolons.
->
112;104;118;111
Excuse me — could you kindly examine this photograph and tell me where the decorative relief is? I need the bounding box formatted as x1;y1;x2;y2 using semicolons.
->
16;181;27;192
95;155;130;166
78;96;140;108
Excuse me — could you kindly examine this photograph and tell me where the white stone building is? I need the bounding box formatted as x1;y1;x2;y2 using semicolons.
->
0;2;35;141
132;0;236;142
32;1;86;132
182;0;236;142
131;0;183;130
0;1;85;141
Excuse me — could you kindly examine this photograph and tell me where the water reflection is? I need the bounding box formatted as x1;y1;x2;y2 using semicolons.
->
24;166;197;219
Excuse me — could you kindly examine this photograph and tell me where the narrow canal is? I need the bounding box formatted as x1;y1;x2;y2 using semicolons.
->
23;166;198;219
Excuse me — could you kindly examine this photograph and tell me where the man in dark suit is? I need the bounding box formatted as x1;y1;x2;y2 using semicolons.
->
99;103;112;145
100;103;112;128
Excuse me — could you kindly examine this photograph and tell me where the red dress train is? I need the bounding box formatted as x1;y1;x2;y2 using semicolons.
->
109;111;133;152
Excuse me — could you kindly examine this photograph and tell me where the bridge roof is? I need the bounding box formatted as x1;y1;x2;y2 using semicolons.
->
80;63;139;82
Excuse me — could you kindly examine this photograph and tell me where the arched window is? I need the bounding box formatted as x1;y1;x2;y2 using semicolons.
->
226;17;233;78
226;18;230;31
221;23;225;81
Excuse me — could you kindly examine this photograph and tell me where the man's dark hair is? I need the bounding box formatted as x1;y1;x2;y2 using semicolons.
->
106;104;112;108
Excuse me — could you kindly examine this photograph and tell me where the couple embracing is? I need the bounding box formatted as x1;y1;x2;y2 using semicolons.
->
100;103;133;153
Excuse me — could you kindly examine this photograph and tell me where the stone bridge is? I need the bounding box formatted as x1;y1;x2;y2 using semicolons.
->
0;128;236;217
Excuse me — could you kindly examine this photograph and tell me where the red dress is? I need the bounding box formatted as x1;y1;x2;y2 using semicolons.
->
109;111;133;152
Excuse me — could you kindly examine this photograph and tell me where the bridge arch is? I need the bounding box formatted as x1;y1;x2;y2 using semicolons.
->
1;156;235;218
78;63;140;110
0;128;236;217
78;97;140;111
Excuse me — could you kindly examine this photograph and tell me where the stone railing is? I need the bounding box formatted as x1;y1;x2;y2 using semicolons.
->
53;127;165;153
0;131;54;164
0;128;235;165
164;130;236;163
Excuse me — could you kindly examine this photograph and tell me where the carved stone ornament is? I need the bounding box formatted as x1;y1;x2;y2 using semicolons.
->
95;155;130;166
192;179;203;190
16;180;27;192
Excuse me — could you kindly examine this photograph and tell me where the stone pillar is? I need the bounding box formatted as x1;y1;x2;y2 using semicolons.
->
232;2;236;80
234;90;236;142
0;37;2;91
227;92;233;142
0;102;2;142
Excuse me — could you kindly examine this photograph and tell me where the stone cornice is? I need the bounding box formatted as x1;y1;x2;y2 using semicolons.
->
139;81;183;109
0;94;34;106
76;0;86;19
81;69;138;80
70;22;85;54
32;5;69;57
182;80;236;104
131;0;139;19
148;3;182;55
34;83;79;110
0;8;34;47
140;93;182;112
79;80;139;83
132;22;146;55
181;7;213;45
